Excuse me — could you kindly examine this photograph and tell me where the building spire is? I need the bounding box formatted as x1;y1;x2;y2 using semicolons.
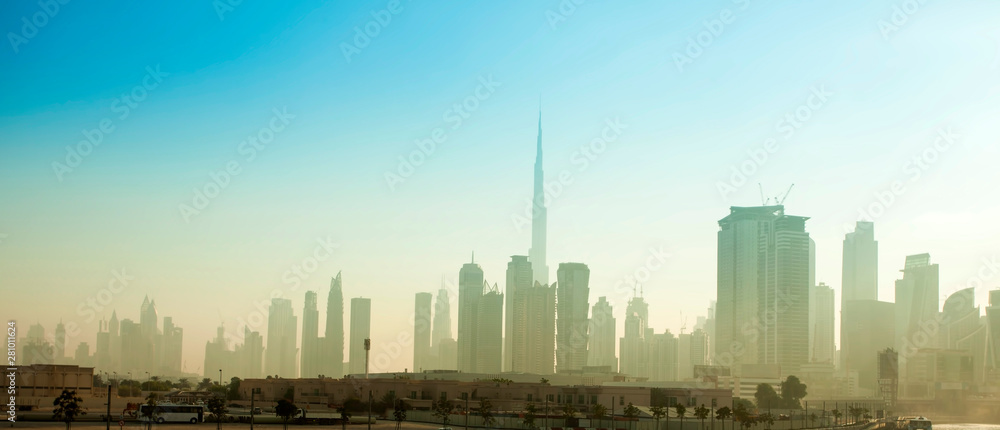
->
536;102;543;165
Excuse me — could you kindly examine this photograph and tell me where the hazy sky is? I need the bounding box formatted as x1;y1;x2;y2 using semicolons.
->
2;0;1000;375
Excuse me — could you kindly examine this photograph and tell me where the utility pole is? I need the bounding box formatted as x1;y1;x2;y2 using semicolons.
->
365;338;371;430
106;384;112;430
250;388;260;430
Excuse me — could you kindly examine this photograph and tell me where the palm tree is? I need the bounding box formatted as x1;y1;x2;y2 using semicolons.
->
52;390;86;430
674;404;687;430
592;404;608;429
831;409;842;426
694;404;710;430
715;406;732;430
649;405;666;430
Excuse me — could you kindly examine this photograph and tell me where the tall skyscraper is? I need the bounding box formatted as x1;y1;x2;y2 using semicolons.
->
557;262;591;373
265;298;297;378
529;110;549;286
841;221;878;369
843;300;895;393
239;327;264;378
457;256;484;373
476;282;504;374
619;291;649;376
647;330;678;381
895;254;940;354
161;316;183;375
325;273;345;378
301;291;320;378
414;292;433;372
941;288;987;381
505;255;533;372
715;205;811;375
986;290;1000;377
506;255;556;374
810;283;835;363
54;321;66;362
588;296;617;369
348;297;371;375
431;283;452;350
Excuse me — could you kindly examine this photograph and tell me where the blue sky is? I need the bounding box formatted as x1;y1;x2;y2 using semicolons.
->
2;0;1000;374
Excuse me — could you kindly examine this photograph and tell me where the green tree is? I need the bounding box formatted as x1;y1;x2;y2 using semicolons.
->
831;409;842;426
275;399;299;430
561;403;576;426
694;404;710;430
758;412;775;429
52;390;86;430
433;399;454;426
674;404;687;429
392;400;407;430
623;402;640;430
477;397;495;427
733;402;752;430
197;378;214;391
715;406;732;427
523;402;538;429
779;376;807;409
207;397;228;430
337;406;351;430
754;383;780;410
176;378;191;389
650;405;666;430
140;394;160;430
540;378;549;385
226;377;242;400
592;404;608;429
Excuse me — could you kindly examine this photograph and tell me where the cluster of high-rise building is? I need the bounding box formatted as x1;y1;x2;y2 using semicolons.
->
204;271;375;380
21;296;185;377
16;110;1000;411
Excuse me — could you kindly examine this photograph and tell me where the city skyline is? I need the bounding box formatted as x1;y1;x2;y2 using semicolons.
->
4;0;1000;381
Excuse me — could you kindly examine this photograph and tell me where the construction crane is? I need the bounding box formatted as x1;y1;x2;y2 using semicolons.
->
777;183;795;205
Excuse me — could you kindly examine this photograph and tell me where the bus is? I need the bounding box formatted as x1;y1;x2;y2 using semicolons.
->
138;404;205;424
905;417;932;430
